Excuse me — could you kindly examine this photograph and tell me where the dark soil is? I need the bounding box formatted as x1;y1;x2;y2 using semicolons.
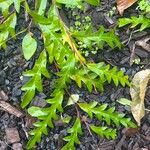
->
0;0;150;150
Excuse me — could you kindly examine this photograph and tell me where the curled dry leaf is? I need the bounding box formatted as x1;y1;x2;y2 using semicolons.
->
117;0;138;15
130;69;150;126
136;37;150;52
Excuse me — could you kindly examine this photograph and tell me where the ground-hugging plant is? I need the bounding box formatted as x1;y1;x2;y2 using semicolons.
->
0;0;137;149
118;0;150;31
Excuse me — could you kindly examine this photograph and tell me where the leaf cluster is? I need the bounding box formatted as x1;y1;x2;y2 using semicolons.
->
138;0;150;13
0;0;137;150
72;62;130;92
118;0;150;31
0;0;22;48
73;26;121;49
61;101;136;150
119;15;150;31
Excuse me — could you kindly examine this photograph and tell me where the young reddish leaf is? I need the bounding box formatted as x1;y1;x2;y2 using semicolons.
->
117;0;138;15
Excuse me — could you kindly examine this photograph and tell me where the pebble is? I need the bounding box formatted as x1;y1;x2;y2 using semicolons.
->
12;87;22;96
5;128;20;144
12;143;23;150
7;59;17;68
0;140;7;150
5;79;10;85
0;71;6;85
54;134;59;140
46;137;50;142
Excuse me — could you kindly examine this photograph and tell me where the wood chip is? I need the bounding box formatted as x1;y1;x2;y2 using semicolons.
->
25;115;37;128
122;128;138;137
115;135;126;150
12;143;23;150
5;128;20;144
136;37;150;52
0;140;7;150
0;100;24;118
0;90;8;101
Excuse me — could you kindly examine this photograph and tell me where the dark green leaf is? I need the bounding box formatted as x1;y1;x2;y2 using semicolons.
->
21;89;35;108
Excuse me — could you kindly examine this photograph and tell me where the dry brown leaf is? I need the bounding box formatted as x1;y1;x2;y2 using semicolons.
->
130;69;150;126
117;0;138;15
136;37;150;52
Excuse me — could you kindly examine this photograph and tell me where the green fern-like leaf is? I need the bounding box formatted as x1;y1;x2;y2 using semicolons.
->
0;0;13;17
0;13;17;48
21;50;50;108
56;0;100;9
72;26;121;49
0;0;23;48
87;63;130;87
27;91;64;149
138;0;150;13
78;102;136;128
62;118;83;150
90;125;117;139
71;68;105;92
71;62;130;93
118;15;150;31
19;2;135;150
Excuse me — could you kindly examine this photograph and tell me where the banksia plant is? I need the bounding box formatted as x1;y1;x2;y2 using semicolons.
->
0;0;137;149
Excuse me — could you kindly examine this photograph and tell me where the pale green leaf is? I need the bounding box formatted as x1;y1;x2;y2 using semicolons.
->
67;94;79;106
38;0;47;15
117;98;132;106
13;0;21;13
28;106;48;117
22;33;37;60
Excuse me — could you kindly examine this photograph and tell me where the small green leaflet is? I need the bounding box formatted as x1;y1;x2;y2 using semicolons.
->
29;11;52;25
0;0;13;16
21;89;35;108
28;106;48;117
139;0;150;13
118;15;150;31
62;118;82;150
13;0;21;13
84;0;100;6
0;0;8;2
56;0;100;7
56;0;82;8
0;13;16;48
72;26;122;49
78;102;137;128
90;125;117;139
21;50;50;108
117;98;132;106
78;101;98;118
22;33;37;60
67;94;79;106
38;0;47;15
